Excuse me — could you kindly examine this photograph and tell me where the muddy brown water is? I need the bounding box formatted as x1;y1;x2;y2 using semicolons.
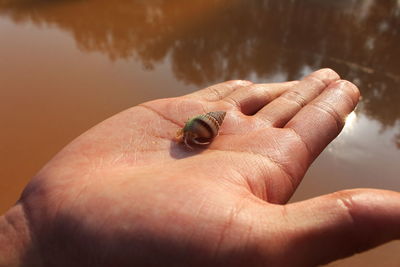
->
1;0;399;265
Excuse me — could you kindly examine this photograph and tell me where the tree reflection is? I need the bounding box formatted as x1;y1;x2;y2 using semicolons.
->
1;0;399;144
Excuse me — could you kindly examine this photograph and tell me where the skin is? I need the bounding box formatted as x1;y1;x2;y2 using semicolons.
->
1;68;400;267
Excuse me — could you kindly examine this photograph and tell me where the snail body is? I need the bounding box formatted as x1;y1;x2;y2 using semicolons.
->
177;111;226;148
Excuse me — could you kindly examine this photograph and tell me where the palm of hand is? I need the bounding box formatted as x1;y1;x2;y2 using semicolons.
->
21;69;387;267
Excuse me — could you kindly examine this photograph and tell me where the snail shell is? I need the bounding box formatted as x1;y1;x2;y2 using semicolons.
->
177;111;226;148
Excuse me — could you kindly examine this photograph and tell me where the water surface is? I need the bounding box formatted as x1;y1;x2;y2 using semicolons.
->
1;0;399;265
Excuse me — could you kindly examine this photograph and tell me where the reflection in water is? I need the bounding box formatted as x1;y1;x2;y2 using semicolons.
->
1;0;400;266
1;0;399;147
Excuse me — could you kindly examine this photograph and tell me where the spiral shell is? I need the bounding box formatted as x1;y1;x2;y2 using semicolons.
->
176;111;226;148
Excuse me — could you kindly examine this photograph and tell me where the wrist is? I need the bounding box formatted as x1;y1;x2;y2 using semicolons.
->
0;203;41;266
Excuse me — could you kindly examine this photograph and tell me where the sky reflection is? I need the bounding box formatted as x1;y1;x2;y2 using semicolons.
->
1;0;399;148
1;1;400;265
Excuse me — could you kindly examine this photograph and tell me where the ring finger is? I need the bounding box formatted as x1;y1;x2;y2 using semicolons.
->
221;81;299;115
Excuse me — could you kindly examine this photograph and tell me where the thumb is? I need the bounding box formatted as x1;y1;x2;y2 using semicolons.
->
279;189;400;266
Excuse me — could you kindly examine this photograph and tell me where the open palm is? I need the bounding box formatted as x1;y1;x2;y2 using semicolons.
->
19;69;400;266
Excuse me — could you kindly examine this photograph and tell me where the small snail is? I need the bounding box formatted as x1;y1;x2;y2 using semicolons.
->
176;111;226;149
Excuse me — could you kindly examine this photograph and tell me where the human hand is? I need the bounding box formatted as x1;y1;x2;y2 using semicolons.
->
2;69;400;266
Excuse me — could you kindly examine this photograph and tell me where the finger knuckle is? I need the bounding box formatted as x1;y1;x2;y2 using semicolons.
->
282;90;307;108
310;101;344;129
